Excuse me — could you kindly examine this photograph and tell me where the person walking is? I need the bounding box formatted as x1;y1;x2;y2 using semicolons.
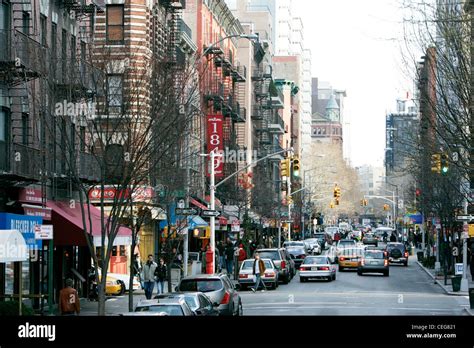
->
470;251;474;282
225;241;235;276
141;254;157;299
155;258;167;295
251;253;266;292
59;278;80;316
217;241;225;272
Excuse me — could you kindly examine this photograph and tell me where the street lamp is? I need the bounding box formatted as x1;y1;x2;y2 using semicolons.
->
202;34;260;56
201;147;293;274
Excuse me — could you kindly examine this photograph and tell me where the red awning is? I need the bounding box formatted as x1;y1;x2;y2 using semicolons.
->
46;201;132;246
190;197;208;210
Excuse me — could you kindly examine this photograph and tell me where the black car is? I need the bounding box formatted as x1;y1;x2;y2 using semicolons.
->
286;246;306;269
385;242;409;266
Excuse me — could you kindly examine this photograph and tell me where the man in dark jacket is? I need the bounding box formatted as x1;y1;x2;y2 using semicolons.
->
154;258;167;295
225;242;235;276
251;253;266;292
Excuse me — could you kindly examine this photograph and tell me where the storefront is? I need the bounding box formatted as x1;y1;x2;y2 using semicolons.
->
0;213;42;307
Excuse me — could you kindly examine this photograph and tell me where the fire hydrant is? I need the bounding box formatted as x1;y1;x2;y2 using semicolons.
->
206;248;214;274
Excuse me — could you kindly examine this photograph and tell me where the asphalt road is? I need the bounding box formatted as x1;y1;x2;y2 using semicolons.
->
239;258;470;316
81;250;470;316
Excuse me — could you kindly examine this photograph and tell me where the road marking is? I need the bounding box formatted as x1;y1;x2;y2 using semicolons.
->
243;306;459;312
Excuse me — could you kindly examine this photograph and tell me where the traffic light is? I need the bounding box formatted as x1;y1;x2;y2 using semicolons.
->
441;154;449;174
364;199;368;206
292;157;300;177
280;158;290;177
431;154;441;173
335;198;340;206
333;185;341;198
330;201;335;209
383;204;389;211
287;196;293;205
415;188;421;197
360;199;364;206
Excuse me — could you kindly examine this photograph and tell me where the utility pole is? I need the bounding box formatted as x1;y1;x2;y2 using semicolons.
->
287;175;292;241
209;150;216;274
460;198;469;291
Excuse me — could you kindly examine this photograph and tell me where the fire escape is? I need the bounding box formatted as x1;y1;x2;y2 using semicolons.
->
0;0;46;187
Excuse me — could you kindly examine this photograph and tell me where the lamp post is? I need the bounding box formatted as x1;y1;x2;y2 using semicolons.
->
201;147;293;274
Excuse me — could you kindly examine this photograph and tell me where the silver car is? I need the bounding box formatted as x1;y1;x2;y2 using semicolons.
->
304;238;322;255
176;273;243;316
238;258;279;290
132;298;195;316
299;256;337;282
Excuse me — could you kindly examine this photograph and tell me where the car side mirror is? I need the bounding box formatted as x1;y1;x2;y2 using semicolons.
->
234;283;241;291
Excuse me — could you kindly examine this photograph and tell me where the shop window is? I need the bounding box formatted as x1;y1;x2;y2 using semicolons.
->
112;246;117;256
120;245;126;256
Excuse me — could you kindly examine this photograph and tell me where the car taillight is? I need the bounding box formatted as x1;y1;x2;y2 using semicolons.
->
404;251;409;258
281;261;286;269
319;266;329;271
339;257;345;261
384;259;388;266
239;274;248;279
220;292;230;305
360;259;365;266
264;272;275;278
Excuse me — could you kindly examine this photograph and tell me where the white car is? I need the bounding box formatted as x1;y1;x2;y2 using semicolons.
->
304;239;322;255
238;258;279;290
299;256;337;282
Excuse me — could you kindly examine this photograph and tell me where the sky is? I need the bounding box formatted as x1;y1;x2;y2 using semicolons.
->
292;0;413;168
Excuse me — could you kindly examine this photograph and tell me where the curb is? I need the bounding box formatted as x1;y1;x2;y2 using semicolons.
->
416;261;468;296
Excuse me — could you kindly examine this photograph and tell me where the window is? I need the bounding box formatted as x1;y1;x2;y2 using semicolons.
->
106;5;124;43
22;11;30;35
70;122;75;155
51;23;57;78
107;74;123;113
70;35;76;66
21;113;28;145
40;15;47;46
0;108;9;170
79;126;85;152
62;29;67;78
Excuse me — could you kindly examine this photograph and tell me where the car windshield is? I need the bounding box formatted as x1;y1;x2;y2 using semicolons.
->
183;296;199;311
338;240;355;246
303;257;328;265
387;244;404;251
339;248;364;257
364;252;384;259
287;247;305;253
284;242;304;247
257;251;280;260
178;279;223;293
135;305;184;315
241;259;273;270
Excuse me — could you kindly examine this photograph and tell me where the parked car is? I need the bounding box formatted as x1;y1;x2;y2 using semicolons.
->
176;273;243;316
385;242;409;266
255;248;293;284
238;258;279;290
358;250;389;276
154;292;219;316
299;256;337;282
338;247;364;271
132;298;194;315
101;275;125;296
97;268;141;292
286;245;307;269
362;232;378;246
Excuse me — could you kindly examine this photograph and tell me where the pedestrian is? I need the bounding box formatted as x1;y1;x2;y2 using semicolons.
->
172;247;183;267
470;250;474;282
225;241;234;276
251;252;266;293
59;278;80;316
217;241;225;272
390;233;396;242
155;258;167;295
141;254;157;299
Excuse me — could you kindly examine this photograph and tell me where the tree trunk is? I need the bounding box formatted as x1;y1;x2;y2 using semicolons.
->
128;238;136;312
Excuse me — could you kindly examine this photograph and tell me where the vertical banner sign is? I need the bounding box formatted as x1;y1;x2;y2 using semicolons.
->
207;114;224;177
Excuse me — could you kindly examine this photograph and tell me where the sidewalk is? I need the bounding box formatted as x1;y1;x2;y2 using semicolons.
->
414;251;472;296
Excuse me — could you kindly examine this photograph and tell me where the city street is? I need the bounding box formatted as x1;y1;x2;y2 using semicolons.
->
80;255;471;316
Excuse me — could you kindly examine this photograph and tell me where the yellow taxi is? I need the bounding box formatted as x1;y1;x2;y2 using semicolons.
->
338;247;364;271
99;276;125;296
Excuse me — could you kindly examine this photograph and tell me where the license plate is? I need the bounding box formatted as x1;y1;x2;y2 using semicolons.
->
312;267;318;271
370;261;378;265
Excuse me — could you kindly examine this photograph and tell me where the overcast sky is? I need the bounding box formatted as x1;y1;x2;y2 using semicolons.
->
292;0;413;168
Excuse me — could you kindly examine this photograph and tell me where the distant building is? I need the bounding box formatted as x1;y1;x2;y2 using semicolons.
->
356;165;385;196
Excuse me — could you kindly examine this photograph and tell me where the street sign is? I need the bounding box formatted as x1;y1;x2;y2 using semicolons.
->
201;210;220;218
456;215;474;222
175;208;198;216
35;225;53;240
282;220;294;223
